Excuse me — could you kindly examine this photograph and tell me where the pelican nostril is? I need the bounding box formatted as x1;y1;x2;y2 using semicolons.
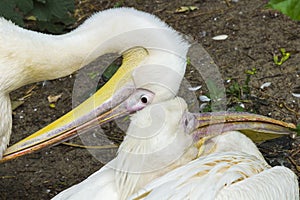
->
184;118;188;127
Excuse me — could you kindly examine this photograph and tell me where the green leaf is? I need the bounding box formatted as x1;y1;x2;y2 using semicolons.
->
267;0;300;21
46;0;74;19
0;0;24;26
114;2;123;8
35;0;46;3
30;0;75;33
227;81;240;96
102;64;121;81
273;48;291;65
37;20;65;33
16;0;34;14
295;124;300;136
0;0;75;34
31;1;51;21
273;54;279;64
206;79;225;111
31;0;74;21
59;15;75;25
234;105;245;112
245;68;257;75
175;6;199;13
206;79;218;100
0;0;16;16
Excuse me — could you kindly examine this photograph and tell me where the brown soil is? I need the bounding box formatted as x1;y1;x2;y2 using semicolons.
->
0;0;299;199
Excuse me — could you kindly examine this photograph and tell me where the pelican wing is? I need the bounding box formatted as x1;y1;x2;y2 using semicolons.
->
215;166;299;200
129;152;298;200
52;165;119;200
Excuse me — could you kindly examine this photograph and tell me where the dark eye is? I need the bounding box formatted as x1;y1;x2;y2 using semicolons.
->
140;95;148;104
184;118;188;126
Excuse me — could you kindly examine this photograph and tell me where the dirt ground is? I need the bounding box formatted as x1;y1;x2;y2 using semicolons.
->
1;0;300;199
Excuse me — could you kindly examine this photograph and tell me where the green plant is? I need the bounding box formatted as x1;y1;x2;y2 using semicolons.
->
296;124;300;136
226;68;256;111
227;81;242;98
227;68;256;98
201;102;212;112
201;79;226;112
206;79;225;103
244;68;257;94
102;63;121;82
233;104;245;112
113;1;123;8
0;0;75;33
273;48;291;66
267;0;300;21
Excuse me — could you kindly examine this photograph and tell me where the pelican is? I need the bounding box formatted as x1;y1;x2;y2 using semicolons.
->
0;7;298;199
52;97;298;199
0;7;188;157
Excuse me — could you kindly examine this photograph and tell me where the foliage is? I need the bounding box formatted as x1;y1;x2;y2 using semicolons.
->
273;48;291;66
206;79;225;103
0;0;75;33
267;0;300;21
295;124;300;136
201;103;212;112
233;105;245;112
102;63;121;82
113;1;123;8
199;79;226;112
227;81;242;98
227;68;256;99
244;68;257;94
225;68;257;112
206;79;226;112
200;68;257;113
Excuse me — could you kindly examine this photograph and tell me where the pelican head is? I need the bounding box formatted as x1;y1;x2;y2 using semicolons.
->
111;97;198;198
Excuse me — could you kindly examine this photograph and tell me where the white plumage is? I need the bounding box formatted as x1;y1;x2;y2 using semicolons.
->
0;7;188;157
131;132;299;200
1;7;297;199
53;98;299;200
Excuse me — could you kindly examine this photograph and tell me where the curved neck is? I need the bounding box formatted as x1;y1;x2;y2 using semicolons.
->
0;8;188;92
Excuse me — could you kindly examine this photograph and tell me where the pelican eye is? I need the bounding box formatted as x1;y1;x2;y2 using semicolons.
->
140;95;148;104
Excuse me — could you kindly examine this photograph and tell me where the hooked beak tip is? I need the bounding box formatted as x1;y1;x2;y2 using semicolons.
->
189;111;296;142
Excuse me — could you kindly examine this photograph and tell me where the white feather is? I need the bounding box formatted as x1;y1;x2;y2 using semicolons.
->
130;132;298;200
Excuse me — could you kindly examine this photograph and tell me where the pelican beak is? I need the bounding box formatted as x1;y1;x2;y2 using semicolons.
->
1;47;150;163
190;111;297;142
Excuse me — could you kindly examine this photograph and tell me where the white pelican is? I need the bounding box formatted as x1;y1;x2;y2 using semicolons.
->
0;7;189;157
0;7;297;199
51;97;298;199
